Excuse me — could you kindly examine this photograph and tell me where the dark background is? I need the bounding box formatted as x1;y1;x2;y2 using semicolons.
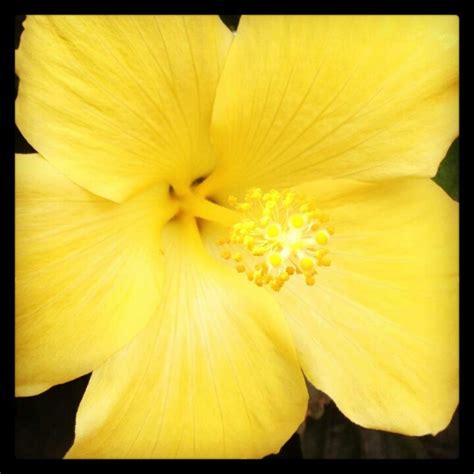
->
14;14;460;459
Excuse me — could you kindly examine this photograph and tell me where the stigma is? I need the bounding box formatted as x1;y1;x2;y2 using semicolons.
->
217;188;334;291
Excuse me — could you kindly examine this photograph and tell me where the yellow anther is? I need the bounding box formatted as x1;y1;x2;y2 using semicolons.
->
283;192;295;207
266;223;280;238
250;187;263;199
252;246;266;257
319;256;331;266
247;271;254;281
289;214;305;229
315;230;329;245
265;199;277;210
300;257;314;271
310;222;320;231
221;250;231;260
269;253;283;267
326;225;335;235
280;271;289;281
305;268;316;277
286;266;295;275
237;202;251;211
243;235;254;249
232;253;243;262
245;221;257;231
315;248;329;259
305;275;316;286
236;264;246;273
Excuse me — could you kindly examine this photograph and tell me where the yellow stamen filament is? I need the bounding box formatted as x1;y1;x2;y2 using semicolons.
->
217;187;334;291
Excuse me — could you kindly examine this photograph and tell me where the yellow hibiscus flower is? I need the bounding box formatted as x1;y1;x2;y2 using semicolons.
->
15;15;459;458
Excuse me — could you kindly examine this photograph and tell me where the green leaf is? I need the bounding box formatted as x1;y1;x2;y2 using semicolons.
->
433;138;459;201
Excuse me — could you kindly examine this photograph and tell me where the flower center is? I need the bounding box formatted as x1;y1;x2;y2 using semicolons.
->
217;188;334;291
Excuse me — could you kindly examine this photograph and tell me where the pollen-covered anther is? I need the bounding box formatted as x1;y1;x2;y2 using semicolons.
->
218;188;334;290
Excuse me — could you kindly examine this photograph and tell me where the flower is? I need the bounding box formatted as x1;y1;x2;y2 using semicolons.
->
15;15;459;459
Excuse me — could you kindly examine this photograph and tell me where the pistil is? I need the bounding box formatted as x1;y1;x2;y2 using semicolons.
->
217;187;334;291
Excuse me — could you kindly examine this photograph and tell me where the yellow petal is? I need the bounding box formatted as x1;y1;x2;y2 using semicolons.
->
274;178;458;435
16;154;176;396
18;383;53;397
66;218;307;458
16;15;233;202
205;16;458;197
